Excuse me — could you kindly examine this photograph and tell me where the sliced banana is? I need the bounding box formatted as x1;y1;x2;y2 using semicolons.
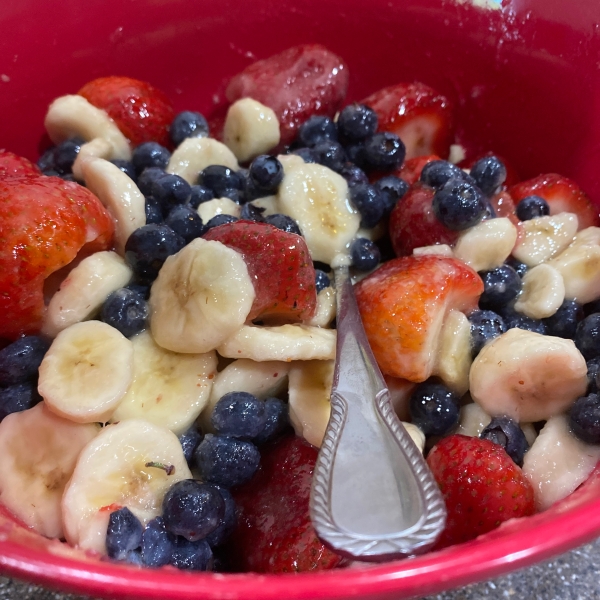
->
249;195;279;216
469;328;587;422
306;287;336;328
110;331;217;435
513;263;565;319
455;402;492;437
511;213;578;266
197;197;241;224
167;137;239;184
217;324;336;362
522;415;600;511
0;403;98;539
80;157;146;255
277;154;305;174
453;217;517;272
448;143;467;164
72;137;113;181
38;321;134;423
44;95;131;160
401;422;426;453
413;244;454;258
62;419;192;554
42;251;132;338
223;98;280;162
149;238;255;353
277;163;360;265
383;375;417;421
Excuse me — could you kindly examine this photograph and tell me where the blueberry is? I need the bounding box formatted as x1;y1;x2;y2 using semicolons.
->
151;173;192;212
204;485;237;547
479;265;522;310
575;313;600;360
432;178;487;231
145;196;163;224
586;358;600;394
349;183;385;229
289;147;316;163
198;165;244;198
141;517;175;568
106;507;143;560
469;155;507;197
248;155;284;195
468;310;507;357
337;104;378;142
296;116;338;147
37;148;55;172
0;336;50;385
363;132;405;172
219;188;245;204
170;111;209;147
137;167;167;196
211;392;266;440
189;185;214;209
179;425;204;466
515;195;550;221
165;205;205;244
194;434;260;488
110;159;137;182
345;142;367;169
0;382;42;421
420;160;467;190
409;380;460;437
170;536;213;571
350;238;380;272
124;224;185;283
542;300;584;339
312;140;347;173
374;175;408;215
41;169;60;177
239;203;266;222
339;163;369;188
60;173;78;183
204;214;239;231
101;288;149;338
264;214;302;236
505;257;528;278
315;269;331;293
253;397;290;445
53;137;85;174
125;283;151;301
132;142;171;175
480;416;529;466
569;393;600;444
500;306;547;334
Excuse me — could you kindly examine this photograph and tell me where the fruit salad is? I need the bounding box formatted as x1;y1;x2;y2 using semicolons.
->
1;43;600;575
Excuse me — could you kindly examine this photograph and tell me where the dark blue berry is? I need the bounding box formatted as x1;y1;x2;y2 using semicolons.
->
363;132;405;172
314;270;331;293
100;288;149;338
337;104;378;142
586;358;600;394
37;148;55;172
515;195;550;221
124;224;185;283
543;300;584;339
264;214;302;236
110;159;136;182
480;416;529;466
350;238;380;272
374;175;409;215
312;140;347;173
432;178;487;231
349;183;385;228
575;313;600;360
144;196;163;224
345;142;367;169
132;142;171;175
198;165;244;198
125;283;150;300
239;203;266;222
106;507;143;560
219;188;245;204
297;116;338;147
339;163;369;187
249;155;284;194
584;299;600;317
194;434;260;488
41;169;60;177
569;393;600;444
420;160;467;190
479;265;522;310
170;111;209;147
505;257;528;278
151;174;192;212
468;310;507;357
204;485;237;547
0;382;42;421
170;536;213;571
289;147;316;163
469;155;507;197
253;397;290;446
165;205;205;244
179;425;204;466
189;185;214;209
137;167;167;196
0;336;50;385
211;392;266;440
409;380;460;436
60;173;78;183
204;214;239;231
141;517;175;568
53;137;84;174
500;306;546;334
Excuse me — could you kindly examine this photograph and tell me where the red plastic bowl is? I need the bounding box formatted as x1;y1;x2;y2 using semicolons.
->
2;0;600;598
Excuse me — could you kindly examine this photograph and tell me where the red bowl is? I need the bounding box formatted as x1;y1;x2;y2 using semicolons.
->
2;0;600;598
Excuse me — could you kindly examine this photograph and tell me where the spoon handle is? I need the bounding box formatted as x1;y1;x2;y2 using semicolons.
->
309;266;446;561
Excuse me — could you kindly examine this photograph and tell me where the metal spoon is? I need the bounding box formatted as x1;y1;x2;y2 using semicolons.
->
309;266;446;561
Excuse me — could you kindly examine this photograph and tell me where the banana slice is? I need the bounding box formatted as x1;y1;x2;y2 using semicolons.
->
0;403;98;539
217;324;336;362
402;422;426;453
72;138;113;181
513;263;565;319
455;403;492;437
110;331;217;435
62;419;192;554
223;98;280;162
80;157;146;255
277;163;360;266
44;95;131;160
288;360;334;448
249;195;279;216
277;154;305;174
149;238;255;353
38;321;134;423
306;287;336;328
469;328;587;422
413;244;454;257
197;197;241;224
167;137;239;184
42;251;133;338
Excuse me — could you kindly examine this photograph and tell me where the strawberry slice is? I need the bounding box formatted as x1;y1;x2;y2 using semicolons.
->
509;173;600;230
388;182;460;256
203;221;317;323
427;435;536;549
361;82;454;160
0;175;114;339
0;150;41;179
78;76;174;148
490;190;518;226
395;154;441;185
225;44;349;146
226;434;343;573
354;255;482;381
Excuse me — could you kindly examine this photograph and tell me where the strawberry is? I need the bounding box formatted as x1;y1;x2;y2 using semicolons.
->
225;44;349;147
427;434;536;549
0;175;114;339
78;76;174;148
395;154;441;185
0;150;41;179
461;151;521;188
354;255;482;381
226;434;343;573
203;221;317;323
388;182;459;256
361;82;454;160
509;173;600;230
490;190;519;225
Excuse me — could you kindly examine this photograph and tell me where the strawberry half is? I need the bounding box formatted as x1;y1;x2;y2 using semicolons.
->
395;154;441;185
78;76;174;148
226;434;343;573
0;150;41;179
361;82;454;160
427;434;536;549
225;44;349;146
509;173;600;230
203;221;317;323
354;255;482;381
